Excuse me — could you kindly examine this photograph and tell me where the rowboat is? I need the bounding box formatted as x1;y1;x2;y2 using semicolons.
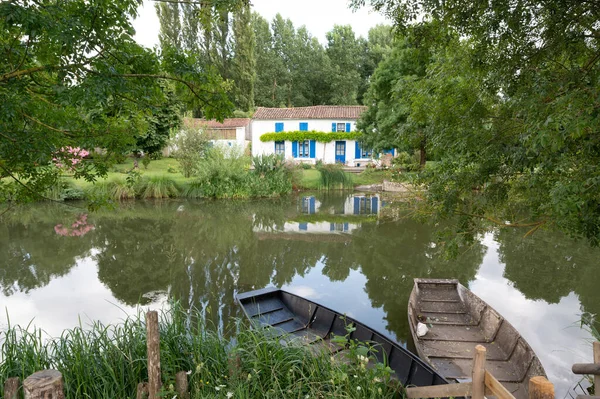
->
408;278;546;399
236;287;452;389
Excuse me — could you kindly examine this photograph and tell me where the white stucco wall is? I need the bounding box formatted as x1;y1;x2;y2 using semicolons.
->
251;119;373;165
206;126;249;151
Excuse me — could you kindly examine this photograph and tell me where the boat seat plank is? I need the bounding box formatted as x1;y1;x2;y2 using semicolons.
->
417;312;476;325
432;358;527;383
266;318;305;334
419;301;467;313
419;324;488;342
253;308;296;326
418;288;461;303
421;341;510;361
242;297;286;318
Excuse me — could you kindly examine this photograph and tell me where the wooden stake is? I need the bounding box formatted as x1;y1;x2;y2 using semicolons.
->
472;345;487;399
175;371;189;399
4;377;20;399
529;376;554;399
136;382;149;399
146;311;161;399
593;341;600;392
23;370;64;399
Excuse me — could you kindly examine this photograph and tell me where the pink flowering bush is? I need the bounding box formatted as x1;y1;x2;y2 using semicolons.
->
53;147;90;171
54;214;94;237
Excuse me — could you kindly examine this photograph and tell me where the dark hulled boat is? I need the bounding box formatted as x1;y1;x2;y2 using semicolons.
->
236;287;451;389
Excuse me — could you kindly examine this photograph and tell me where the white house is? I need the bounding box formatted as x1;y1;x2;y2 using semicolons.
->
251;106;374;166
184;118;251;150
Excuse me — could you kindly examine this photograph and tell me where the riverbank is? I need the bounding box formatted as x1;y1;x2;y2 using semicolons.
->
27;158;407;202
0;302;400;399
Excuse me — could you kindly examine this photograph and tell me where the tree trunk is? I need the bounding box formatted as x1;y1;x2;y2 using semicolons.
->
419;136;427;167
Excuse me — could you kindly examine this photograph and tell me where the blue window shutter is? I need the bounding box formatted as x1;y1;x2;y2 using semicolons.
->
343;223;349;232
346;123;351;132
299;223;308;231
309;140;316;158
331;123;336;132
309;197;315;214
353;197;360;215
275;122;284;132
330;223;335;232
372;197;379;214
292;141;298;157
355;141;361;158
300;122;308;131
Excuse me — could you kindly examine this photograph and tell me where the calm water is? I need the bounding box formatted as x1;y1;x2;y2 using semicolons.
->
2;192;600;396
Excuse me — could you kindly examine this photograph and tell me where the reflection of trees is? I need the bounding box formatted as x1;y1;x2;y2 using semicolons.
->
356;219;485;342
0;209;93;295
497;228;600;317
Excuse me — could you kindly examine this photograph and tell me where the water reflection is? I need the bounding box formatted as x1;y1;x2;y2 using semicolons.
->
1;193;600;396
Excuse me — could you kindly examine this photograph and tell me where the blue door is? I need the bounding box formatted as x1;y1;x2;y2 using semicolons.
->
335;141;346;164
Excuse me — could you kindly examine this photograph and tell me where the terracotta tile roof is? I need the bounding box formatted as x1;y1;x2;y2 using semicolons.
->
253;106;367;120
183;118;250;129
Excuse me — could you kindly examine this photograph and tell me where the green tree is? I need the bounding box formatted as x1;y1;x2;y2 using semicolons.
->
358;23;447;165
326;25;362;105
354;0;600;244
156;2;182;51
357;24;394;103
0;0;232;202
232;4;256;111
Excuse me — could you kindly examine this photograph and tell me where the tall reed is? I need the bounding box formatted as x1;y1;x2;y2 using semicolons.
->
318;164;354;190
1;303;400;398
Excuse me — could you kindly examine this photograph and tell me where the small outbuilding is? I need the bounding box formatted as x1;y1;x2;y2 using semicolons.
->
184;118;251;151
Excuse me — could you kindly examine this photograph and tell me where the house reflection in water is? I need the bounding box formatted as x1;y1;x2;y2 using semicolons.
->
253;194;383;238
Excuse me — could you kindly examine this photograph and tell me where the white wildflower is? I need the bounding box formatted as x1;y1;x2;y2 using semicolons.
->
356;386;362;391
226;392;234;399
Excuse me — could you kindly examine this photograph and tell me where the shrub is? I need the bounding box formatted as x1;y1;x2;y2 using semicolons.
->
171;126;210;178
136;176;179;199
317;163;353;190
194;147;252;198
86;179;136;201
44;180;85;201
252;154;285;175
141;156;151;170
300;163;313;170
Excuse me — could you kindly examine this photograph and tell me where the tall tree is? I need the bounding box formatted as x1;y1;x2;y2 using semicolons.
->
232;4;256;111
252;12;278;107
156;2;182;51
326;25;362;105
357;24;394;103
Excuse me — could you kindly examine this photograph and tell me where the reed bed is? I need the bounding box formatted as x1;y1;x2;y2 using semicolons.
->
1;303;400;398
318;164;354;190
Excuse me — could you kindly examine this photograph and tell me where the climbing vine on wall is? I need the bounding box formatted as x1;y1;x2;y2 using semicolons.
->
259;131;362;143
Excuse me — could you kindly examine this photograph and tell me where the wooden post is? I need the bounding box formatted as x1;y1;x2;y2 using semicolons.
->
593;341;600;393
472;345;487;399
23;370;64;399
136;382;149;399
146;311;161;399
4;377;20;399
529;376;554;399
175;371;189;399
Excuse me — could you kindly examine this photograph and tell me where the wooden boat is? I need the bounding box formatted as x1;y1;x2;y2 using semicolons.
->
236;287;452;389
408;278;546;399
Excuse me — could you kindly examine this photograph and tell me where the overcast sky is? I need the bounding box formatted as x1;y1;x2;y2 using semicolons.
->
132;0;390;49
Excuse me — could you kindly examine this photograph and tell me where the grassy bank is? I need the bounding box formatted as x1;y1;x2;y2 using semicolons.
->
1;158;404;204
0;303;400;398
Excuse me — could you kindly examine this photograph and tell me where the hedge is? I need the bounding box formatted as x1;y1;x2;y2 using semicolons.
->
259;130;362;143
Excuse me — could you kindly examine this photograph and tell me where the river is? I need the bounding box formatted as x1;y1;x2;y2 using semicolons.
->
1;192;599;396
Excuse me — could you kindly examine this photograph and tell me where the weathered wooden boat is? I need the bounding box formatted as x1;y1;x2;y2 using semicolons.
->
236;287;452;389
408;279;546;399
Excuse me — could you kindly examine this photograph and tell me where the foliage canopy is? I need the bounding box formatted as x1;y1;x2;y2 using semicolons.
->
354;0;600;245
0;0;232;202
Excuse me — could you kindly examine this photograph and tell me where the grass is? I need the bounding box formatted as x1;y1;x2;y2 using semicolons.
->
0;303;401;399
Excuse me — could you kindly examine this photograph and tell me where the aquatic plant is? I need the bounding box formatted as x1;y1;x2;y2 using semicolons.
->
0;303;401;399
136;176;180;199
318;163;353;190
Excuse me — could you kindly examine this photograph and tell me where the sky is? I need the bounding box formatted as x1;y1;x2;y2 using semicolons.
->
132;0;390;49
